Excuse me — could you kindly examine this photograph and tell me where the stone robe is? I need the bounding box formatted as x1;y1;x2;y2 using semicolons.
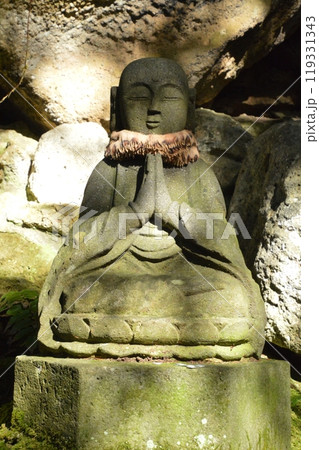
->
38;155;266;360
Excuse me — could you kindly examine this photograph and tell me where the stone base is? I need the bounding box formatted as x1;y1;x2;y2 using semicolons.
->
13;356;291;449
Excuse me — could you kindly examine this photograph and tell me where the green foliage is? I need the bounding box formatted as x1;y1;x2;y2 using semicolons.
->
0;403;12;429
0;290;39;356
0;410;55;449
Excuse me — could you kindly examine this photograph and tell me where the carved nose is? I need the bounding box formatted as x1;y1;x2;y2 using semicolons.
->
148;96;161;114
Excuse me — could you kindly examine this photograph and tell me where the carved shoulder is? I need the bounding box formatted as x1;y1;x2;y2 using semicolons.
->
79;159;117;216
165;158;226;214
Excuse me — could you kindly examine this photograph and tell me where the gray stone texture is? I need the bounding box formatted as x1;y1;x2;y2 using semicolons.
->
14;356;291;449
0;0;300;130
229;120;301;353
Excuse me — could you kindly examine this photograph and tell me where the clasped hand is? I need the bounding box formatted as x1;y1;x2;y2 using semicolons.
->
130;154;179;228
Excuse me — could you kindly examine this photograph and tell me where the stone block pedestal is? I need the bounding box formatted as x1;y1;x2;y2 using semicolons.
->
13;356;291;449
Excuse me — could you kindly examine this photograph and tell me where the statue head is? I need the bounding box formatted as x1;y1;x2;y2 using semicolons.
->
110;58;195;134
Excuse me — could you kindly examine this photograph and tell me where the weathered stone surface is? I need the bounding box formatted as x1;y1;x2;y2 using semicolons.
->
51;313;264;358
0;124;108;293
0;232;56;296
27;122;108;205
229;120;301;353
178;319;219;345
89;316;133;344
0;130;58;293
14;356;291;449
234;114;284;138
0;0;300;129
195;108;253;198
0;129;37;197
53;315;91;343
132;319;180;345
47;315;265;361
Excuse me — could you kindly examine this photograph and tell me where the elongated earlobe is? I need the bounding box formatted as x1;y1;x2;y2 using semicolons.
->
187;88;196;132
110;86;120;132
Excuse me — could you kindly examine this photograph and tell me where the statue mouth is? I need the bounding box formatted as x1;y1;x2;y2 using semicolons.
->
146;120;160;129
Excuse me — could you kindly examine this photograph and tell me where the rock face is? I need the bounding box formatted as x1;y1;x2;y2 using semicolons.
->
0;0;300;130
210;29;301;119
229;120;301;353
0;124;108;295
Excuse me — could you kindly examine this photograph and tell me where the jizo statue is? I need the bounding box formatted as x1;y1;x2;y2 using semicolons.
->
38;58;266;360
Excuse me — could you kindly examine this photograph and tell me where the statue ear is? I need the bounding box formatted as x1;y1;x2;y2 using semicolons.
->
110;86;121;132
186;87;196;132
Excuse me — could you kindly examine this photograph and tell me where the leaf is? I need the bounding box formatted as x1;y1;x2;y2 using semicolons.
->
18;289;39;300
6;308;26;321
0;290;39;312
6;304;24;314
29;301;38;314
0;289;39;355
0;291;21;311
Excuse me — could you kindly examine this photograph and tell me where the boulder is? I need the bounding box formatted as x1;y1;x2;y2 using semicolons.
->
0;0;300;130
0;232;56;296
27;122;108;205
195;108;253;202
234;114;284;138
229;120;301;353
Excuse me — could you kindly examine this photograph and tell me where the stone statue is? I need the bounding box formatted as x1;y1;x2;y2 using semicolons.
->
38;58;266;360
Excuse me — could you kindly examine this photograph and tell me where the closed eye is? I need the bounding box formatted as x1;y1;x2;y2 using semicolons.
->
128;96;150;100
163;96;182;100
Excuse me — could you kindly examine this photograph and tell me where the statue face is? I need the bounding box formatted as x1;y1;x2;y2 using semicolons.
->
118;58;189;134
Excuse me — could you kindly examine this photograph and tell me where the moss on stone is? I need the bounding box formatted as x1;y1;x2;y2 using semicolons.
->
0;380;301;450
0;233;55;296
13;357;291;449
291;380;301;450
0;409;56;449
